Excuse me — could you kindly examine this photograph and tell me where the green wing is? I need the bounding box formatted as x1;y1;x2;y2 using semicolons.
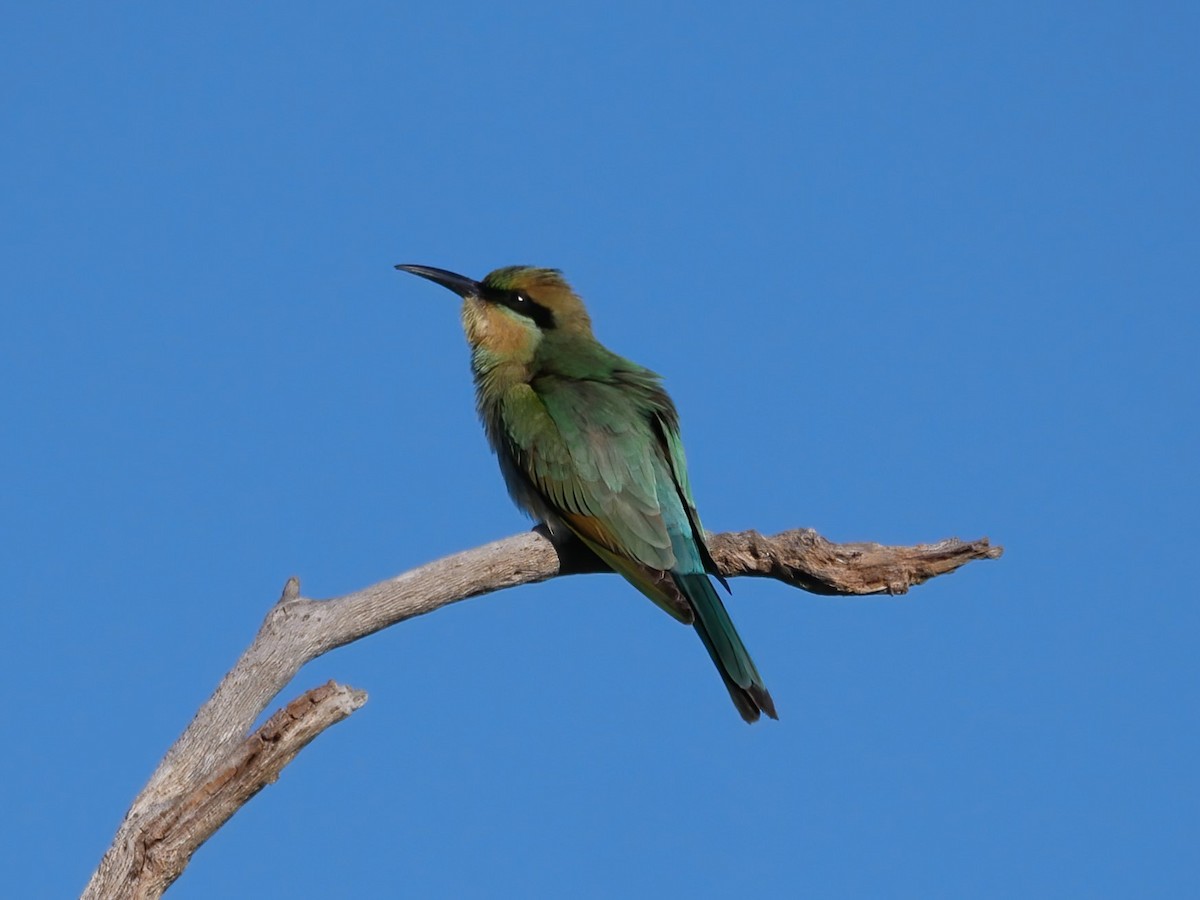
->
494;370;695;620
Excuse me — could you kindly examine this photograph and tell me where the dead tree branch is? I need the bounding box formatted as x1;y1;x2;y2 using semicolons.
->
83;527;1001;899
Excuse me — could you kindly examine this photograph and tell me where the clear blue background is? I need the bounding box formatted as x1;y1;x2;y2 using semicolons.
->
3;2;1196;897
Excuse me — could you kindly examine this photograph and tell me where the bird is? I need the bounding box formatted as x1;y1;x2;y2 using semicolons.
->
395;263;776;723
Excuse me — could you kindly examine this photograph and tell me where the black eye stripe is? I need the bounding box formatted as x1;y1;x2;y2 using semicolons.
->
483;287;556;329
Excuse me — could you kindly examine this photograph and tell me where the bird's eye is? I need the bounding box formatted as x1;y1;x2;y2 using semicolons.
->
494;288;555;329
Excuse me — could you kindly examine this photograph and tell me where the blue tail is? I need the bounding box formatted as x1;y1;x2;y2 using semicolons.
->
675;572;777;723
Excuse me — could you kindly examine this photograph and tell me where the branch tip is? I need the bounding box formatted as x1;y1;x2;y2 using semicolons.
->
280;576;301;603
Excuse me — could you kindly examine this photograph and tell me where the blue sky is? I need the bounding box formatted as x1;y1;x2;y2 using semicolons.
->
3;2;1196;897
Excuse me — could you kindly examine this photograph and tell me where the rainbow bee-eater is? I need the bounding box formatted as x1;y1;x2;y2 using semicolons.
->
396;263;777;723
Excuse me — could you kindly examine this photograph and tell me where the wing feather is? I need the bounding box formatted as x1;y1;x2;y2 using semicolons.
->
497;373;677;571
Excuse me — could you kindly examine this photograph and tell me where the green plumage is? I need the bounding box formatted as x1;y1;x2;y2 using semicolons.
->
397;263;776;722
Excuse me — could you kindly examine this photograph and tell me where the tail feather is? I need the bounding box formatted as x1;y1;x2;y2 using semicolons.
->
675;572;777;723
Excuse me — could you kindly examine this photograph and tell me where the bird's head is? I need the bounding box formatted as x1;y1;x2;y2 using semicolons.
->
395;263;593;362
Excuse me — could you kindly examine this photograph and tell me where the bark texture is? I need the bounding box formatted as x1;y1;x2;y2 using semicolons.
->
83;527;1001;898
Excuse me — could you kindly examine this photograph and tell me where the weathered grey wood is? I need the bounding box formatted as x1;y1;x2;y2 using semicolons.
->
83;527;1001;899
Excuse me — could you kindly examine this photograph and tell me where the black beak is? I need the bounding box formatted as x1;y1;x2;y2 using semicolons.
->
394;264;481;298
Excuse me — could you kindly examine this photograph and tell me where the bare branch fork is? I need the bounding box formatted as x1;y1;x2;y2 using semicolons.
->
84;527;1001;899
